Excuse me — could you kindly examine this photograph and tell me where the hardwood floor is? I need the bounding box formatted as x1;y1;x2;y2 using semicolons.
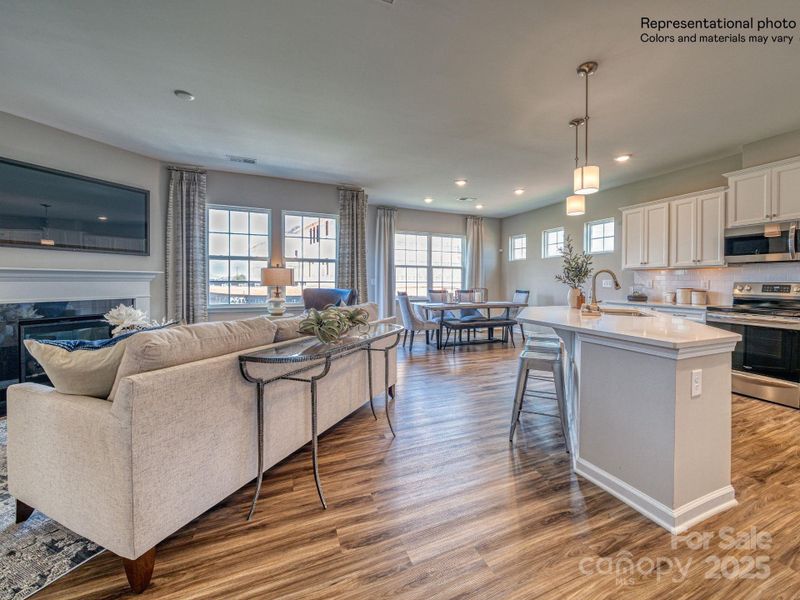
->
40;342;800;599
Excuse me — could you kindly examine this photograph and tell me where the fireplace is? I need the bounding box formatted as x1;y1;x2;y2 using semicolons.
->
1;298;133;414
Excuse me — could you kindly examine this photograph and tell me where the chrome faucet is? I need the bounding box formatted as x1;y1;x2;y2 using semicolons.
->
583;269;621;313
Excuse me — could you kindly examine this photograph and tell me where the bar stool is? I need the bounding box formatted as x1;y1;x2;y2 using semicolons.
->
509;343;571;454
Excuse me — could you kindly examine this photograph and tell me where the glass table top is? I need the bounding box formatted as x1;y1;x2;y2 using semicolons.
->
240;322;403;363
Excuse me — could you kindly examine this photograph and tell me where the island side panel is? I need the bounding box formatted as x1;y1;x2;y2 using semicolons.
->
576;339;677;511
673;352;735;512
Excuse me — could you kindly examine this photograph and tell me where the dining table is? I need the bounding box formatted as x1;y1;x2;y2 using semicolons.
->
412;300;529;349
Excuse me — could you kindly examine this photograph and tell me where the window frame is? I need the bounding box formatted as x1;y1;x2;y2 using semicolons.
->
394;231;466;299
541;227;565;259
282;210;339;304
207;204;272;308
584;217;615;254
508;234;527;261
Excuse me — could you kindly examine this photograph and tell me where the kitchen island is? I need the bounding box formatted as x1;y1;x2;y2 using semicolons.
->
517;306;741;534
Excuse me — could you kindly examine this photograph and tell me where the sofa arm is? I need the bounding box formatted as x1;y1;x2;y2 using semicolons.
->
7;383;135;557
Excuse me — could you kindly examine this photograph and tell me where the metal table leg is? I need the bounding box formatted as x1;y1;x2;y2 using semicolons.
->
310;375;327;509
247;382;265;521
366;343;377;420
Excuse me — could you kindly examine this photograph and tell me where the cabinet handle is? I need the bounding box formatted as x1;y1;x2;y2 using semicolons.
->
773;213;778;218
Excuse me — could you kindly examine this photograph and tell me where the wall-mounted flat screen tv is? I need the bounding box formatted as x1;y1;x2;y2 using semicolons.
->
0;157;149;255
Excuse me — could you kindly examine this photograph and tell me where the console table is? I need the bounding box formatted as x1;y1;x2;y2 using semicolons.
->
239;322;402;519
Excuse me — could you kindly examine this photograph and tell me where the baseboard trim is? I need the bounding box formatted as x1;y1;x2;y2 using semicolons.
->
575;457;737;535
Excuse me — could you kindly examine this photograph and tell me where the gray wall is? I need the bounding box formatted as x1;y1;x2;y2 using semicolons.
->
500;155;742;306
0;111;167;318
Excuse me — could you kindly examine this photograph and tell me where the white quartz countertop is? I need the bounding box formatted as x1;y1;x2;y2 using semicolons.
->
518;306;741;350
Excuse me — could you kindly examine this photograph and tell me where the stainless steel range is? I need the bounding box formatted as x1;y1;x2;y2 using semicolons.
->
706;282;800;408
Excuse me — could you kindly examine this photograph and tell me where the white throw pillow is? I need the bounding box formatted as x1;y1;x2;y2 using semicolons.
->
24;333;136;398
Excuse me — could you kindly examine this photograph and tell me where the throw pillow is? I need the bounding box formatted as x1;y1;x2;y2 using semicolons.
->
22;325;170;398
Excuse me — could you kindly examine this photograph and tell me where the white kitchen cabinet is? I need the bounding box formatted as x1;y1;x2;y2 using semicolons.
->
670;191;725;267
725;156;800;227
726;168;770;227
644;203;669;268
621;207;644;269
771;161;800;221
622;203;669;269
669;196;697;268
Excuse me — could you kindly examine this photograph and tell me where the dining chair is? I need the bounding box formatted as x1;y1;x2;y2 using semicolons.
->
397;292;439;349
492;289;529;342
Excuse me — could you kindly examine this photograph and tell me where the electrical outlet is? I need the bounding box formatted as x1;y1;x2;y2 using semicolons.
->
602;280;613;288
691;369;702;397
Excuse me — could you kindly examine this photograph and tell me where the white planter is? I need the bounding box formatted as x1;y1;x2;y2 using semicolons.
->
567;287;581;308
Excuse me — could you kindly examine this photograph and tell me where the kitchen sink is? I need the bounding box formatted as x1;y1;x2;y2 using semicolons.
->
598;307;654;317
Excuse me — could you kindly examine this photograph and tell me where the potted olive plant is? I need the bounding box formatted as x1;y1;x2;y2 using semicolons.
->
554;235;593;308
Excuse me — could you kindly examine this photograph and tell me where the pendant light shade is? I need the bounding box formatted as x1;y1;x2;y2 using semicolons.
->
566;194;585;216
573;165;600;195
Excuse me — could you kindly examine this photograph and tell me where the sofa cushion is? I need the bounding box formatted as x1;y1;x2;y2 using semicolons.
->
108;316;278;400
23;326;167;399
273;316;304;342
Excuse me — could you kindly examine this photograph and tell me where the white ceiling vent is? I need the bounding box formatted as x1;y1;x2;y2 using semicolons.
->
457;197;477;203
226;155;257;164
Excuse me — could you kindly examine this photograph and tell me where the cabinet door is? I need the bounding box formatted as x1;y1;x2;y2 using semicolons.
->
644;204;669;268
622;208;644;269
669;196;697;267
726;169;771;227
696;191;725;266
772;161;800;221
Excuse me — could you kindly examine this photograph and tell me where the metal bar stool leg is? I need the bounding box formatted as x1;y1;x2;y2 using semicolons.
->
551;356;571;454
509;356;530;442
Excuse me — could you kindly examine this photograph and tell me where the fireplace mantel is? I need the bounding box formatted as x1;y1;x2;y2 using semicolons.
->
0;268;160;315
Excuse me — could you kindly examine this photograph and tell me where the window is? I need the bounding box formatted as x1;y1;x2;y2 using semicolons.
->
542;227;565;258
394;232;464;297
208;206;270;306
509;234;527;261
283;212;337;302
585;218;615;254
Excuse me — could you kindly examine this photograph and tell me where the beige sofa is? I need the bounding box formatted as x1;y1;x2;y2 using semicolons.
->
7;303;396;593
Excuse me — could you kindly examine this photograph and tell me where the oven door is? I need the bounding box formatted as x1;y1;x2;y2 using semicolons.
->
707;317;800;407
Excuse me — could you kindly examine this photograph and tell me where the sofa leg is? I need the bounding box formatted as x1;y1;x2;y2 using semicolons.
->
15;499;34;524
122;547;156;594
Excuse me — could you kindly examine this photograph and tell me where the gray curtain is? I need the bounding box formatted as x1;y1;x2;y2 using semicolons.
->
336;187;368;302
375;207;396;318
166;167;208;323
465;215;484;289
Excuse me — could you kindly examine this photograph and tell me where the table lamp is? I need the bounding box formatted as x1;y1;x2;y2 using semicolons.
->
261;266;294;316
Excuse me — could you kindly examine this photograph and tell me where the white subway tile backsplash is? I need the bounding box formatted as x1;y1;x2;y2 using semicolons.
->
632;263;798;306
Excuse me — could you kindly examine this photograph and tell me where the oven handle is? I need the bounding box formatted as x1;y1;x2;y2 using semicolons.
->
706;313;800;330
790;221;797;260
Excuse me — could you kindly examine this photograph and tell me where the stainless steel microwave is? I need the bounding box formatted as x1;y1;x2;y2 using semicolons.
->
725;222;799;263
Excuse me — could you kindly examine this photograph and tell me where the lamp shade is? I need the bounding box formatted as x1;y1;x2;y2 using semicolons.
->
261;267;294;287
573;165;600;195
566;195;585;216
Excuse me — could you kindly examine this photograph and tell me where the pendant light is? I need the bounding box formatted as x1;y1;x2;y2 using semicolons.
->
573;61;600;195
566;118;585;216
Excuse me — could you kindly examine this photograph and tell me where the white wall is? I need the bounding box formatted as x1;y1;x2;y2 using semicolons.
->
0;111;167;318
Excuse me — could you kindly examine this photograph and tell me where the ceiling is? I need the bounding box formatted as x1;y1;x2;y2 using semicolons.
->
1;0;799;217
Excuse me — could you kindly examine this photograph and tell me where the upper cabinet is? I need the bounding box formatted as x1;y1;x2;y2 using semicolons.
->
621;203;669;269
670;190;725;267
622;187;725;270
725;156;800;227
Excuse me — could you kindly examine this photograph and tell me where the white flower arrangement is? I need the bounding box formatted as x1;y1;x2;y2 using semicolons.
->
103;304;152;336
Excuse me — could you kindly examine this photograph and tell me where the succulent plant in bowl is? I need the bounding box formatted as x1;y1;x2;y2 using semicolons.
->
299;306;370;344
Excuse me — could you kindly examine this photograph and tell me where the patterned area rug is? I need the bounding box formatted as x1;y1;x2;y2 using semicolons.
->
0;419;104;600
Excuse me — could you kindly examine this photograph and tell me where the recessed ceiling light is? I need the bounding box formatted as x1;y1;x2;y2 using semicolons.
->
174;89;195;102
423;197;433;204
475;204;484;210
454;179;468;187
614;153;632;162
514;188;525;195
97;216;108;221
